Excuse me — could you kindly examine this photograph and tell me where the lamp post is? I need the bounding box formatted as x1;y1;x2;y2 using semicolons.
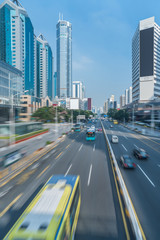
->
132;104;135;129
9;90;29;146
151;104;155;133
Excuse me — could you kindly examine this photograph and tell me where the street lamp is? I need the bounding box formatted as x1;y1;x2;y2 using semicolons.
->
9;90;29;145
132;104;135;129
151;104;155;133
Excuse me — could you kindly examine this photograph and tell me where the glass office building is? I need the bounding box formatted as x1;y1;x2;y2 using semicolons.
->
0;60;22;122
132;17;160;102
36;34;53;100
0;0;35;95
56;19;72;98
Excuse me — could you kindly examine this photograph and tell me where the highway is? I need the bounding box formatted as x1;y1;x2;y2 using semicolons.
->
103;120;160;240
0;121;131;240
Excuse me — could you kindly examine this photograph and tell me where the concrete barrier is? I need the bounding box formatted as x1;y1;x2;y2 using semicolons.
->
101;122;145;240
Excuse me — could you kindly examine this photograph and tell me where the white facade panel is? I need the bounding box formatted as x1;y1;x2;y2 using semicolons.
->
70;98;79;110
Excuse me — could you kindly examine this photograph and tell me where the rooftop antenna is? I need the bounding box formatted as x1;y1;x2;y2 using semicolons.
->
12;0;23;8
62;13;63;20
59;12;61;21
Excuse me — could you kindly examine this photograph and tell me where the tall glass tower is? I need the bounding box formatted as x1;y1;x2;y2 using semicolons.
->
36;34;53;100
56;18;72;98
0;0;35;95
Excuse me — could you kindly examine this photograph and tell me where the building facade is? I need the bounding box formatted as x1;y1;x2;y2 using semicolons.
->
36;34;53;100
132;17;160;102
54;72;57;98
0;0;35;95
0;60;22;122
120;94;125;108
72;81;84;99
56;19;72;98
19;95;52;121
128;86;132;104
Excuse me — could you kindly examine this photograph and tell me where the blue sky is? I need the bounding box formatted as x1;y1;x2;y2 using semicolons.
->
5;0;160;107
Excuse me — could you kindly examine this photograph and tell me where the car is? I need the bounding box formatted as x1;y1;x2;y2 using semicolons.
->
98;128;102;132
110;125;113;128
120;155;136;169
111;135;118;143
133;148;149;159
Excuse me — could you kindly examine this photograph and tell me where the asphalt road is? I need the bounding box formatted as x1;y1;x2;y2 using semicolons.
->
103;120;160;240
0;121;130;240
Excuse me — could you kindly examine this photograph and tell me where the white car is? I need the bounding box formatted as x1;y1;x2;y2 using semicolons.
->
111;135;118;143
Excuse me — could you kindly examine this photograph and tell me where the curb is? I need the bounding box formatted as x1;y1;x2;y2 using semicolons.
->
15;130;49;144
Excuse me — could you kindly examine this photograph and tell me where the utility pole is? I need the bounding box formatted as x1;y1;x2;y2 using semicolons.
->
151;104;154;133
132;105;134;128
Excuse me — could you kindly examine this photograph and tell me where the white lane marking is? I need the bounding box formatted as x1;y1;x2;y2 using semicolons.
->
87;164;92;186
137;165;155;187
157;164;160;167
65;164;72;176
0;186;13;198
78;144;83;152
111;130;113;134
134;144;138;148
93;144;95;151
121;144;128;152
31;163;40;170
124;135;128;139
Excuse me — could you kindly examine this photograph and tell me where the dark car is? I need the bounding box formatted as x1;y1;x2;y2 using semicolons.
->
133;148;149;159
120;155;136;169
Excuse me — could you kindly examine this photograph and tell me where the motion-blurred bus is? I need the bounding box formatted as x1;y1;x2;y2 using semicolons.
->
86;128;96;141
4;175;81;240
74;123;81;132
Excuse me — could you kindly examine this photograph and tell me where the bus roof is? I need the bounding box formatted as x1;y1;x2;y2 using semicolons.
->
7;175;79;240
87;128;95;133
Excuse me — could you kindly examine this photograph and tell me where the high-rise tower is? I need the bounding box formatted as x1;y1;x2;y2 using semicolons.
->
132;17;160;102
36;34;53;99
0;0;35;95
56;16;72;98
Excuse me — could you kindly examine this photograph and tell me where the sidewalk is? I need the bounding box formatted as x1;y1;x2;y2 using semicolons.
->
124;123;160;138
0;123;72;158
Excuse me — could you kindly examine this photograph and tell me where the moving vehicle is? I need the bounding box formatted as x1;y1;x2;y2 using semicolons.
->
133;148;149;159
86;128;96;140
98;128;102;132
120;155;136;169
0;148;26;168
74;123;81;132
113;120;118;124
110;125;113;128
4;175;81;240
111;135;118;143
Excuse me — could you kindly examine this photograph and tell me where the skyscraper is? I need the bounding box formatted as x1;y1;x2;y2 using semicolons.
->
132;17;160;102
56;17;72;98
120;95;125;108
72;81;84;99
125;89;129;105
36;34;53;99
0;0;34;94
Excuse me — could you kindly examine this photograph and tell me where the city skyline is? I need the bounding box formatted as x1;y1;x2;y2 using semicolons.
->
12;0;160;107
1;0;160;107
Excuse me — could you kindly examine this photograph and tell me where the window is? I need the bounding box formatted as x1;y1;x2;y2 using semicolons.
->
21;107;27;113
